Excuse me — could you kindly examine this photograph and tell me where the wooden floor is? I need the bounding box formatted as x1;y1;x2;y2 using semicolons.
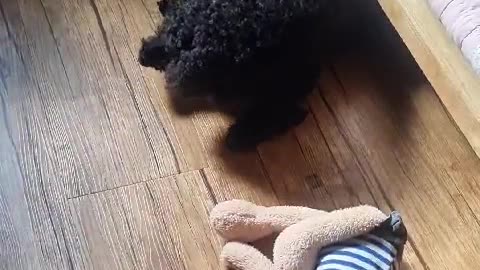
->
2;0;480;269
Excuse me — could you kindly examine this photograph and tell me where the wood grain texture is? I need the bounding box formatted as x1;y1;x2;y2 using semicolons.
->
377;0;480;159
318;52;480;269
0;75;43;270
38;0;205;195
1;0;480;269
0;2;83;268
2;0;169;198
192;111;280;206
68;171;220;270
89;0;207;172
0;0;205;268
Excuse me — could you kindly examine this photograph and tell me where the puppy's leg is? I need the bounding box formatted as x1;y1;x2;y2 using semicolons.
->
226;102;308;152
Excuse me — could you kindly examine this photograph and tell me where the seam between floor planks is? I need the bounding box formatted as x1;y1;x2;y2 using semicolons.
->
66;170;221;270
66;168;214;200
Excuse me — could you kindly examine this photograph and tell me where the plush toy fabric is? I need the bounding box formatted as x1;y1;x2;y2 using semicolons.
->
210;200;407;270
315;212;406;270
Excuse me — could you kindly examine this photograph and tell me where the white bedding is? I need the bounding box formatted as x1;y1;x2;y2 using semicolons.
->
428;0;480;73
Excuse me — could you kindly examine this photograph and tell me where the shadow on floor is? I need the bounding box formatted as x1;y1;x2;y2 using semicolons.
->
215;0;428;187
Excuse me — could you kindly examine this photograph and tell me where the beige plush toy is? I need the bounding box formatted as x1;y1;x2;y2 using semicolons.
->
210;200;407;270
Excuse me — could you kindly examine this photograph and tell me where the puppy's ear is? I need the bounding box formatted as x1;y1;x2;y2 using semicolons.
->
138;37;170;70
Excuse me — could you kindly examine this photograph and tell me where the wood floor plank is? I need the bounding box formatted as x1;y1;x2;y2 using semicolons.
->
298;104;383;209
305;9;469;267
1;0;173;199
1;0;480;269
249;7;429;267
140;0;163;25
0;76;44;270
192;111;280;206
0;4;84;269
88;0;207;172
378;0;480;159
306;79;426;270
307;10;480;266
313;48;480;268
35;0;181;196
255;78;425;269
68;171;220;270
257;131;338;209
146;171;221;269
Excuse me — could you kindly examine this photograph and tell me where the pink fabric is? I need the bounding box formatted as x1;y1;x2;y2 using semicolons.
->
428;0;480;73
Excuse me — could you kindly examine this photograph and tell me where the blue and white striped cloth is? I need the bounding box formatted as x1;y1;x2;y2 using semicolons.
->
315;233;402;270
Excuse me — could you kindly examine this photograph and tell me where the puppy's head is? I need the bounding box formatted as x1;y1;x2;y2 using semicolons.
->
138;37;171;71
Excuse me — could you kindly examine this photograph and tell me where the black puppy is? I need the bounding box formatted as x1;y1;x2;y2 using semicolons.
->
139;0;342;151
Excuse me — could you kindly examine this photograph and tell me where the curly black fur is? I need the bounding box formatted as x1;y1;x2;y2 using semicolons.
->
139;0;345;151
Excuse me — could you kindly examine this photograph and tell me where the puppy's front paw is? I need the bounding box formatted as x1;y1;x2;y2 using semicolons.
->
225;106;308;152
225;122;259;152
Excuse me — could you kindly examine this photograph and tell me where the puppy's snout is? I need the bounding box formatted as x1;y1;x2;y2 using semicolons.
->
138;37;169;70
157;0;169;16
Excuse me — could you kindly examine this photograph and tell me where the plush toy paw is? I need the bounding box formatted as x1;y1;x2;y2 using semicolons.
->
221;242;274;270
210;200;327;242
210;200;273;242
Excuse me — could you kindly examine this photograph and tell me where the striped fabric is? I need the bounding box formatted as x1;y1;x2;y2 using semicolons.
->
315;233;401;270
